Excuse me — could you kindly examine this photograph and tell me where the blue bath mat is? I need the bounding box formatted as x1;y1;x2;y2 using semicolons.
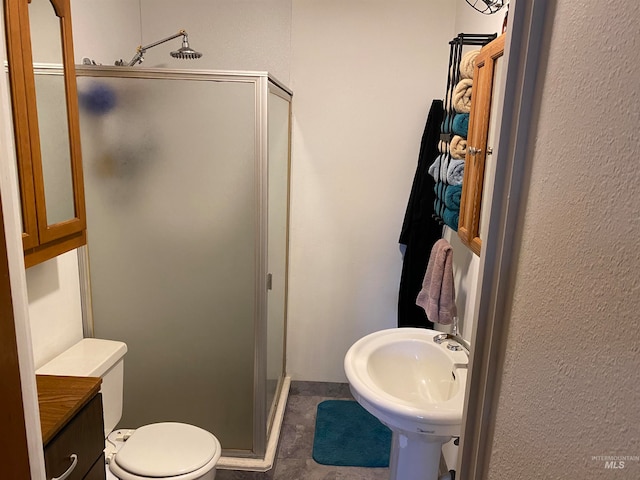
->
312;400;391;467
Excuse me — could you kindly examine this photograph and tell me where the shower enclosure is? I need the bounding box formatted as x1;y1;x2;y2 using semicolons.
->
69;65;291;461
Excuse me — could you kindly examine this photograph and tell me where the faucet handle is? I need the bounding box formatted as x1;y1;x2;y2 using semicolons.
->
433;333;449;344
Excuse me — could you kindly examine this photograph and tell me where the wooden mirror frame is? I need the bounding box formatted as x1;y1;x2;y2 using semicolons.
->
458;34;505;256
4;0;86;267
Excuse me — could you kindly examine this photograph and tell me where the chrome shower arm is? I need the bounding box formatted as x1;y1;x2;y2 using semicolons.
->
116;30;187;66
139;30;186;53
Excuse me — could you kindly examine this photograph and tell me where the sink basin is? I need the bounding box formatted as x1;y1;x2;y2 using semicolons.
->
344;328;468;480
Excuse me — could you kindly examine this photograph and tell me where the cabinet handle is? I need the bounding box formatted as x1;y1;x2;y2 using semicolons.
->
469;146;481;155
51;454;78;480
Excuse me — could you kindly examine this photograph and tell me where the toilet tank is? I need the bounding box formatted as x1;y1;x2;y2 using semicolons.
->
36;338;128;437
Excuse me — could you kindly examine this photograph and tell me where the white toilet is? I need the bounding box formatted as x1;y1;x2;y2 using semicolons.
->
36;338;222;480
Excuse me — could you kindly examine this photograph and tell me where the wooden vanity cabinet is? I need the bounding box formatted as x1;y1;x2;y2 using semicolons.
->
458;34;505;256
4;0;87;268
38;376;105;480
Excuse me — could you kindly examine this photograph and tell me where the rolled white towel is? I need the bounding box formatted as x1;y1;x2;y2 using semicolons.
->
459;49;480;79
453;79;473;114
450;135;467;160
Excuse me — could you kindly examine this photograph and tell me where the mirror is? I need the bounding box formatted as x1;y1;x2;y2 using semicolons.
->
458;34;505;255
4;0;87;267
29;0;75;225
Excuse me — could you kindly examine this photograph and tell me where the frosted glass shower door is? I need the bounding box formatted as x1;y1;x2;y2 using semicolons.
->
265;87;290;431
78;74;257;450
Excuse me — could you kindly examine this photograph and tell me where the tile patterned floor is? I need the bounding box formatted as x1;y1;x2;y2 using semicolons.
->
217;381;390;480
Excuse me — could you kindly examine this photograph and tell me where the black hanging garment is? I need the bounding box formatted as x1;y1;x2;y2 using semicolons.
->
398;100;444;328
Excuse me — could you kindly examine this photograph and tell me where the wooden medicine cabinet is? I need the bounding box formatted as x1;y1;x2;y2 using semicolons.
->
4;0;86;268
458;34;505;256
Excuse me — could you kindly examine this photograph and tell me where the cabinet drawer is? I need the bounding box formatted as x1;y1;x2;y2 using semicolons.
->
44;394;104;480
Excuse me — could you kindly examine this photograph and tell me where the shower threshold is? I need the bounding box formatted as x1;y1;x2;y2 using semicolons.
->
217;376;291;472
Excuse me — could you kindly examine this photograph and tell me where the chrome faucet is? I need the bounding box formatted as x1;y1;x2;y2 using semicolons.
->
433;316;470;361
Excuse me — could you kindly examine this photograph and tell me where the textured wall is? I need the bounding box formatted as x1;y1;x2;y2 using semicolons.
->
487;1;640;478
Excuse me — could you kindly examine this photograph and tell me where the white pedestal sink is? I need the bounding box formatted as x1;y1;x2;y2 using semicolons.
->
344;328;468;480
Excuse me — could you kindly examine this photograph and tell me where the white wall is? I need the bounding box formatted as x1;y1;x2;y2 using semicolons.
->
487;1;640;477
442;227;479;339
71;0;292;84
138;0;292;83
71;0;141;66
454;0;505;36
26;251;84;369
286;0;455;382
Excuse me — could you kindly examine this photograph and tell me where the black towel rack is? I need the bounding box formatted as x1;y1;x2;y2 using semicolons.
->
433;32;496;228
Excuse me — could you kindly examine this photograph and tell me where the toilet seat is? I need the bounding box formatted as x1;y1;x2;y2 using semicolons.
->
108;423;221;480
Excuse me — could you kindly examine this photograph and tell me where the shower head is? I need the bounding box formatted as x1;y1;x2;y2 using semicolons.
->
116;29;203;66
170;35;203;60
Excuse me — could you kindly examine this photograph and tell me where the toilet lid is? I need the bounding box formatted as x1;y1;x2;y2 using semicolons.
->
115;423;219;477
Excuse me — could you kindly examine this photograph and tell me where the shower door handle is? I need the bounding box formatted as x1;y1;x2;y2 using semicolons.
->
267;273;273;290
